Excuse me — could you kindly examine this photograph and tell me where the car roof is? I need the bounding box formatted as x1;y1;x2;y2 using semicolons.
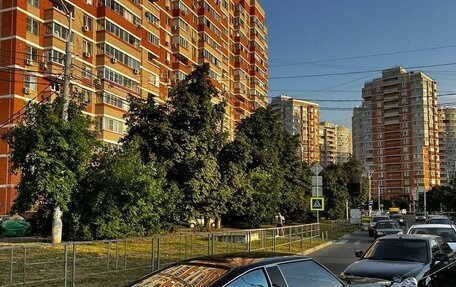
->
377;220;395;223
410;224;455;229
379;234;438;241
428;216;450;219
184;252;310;269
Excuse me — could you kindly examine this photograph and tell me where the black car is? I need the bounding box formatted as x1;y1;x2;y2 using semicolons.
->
369;216;390;236
374;220;403;239
126;252;406;287
342;235;456;287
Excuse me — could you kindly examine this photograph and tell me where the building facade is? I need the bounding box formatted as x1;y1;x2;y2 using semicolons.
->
271;95;320;164
352;67;440;200
0;0;268;214
319;121;351;166
438;107;456;185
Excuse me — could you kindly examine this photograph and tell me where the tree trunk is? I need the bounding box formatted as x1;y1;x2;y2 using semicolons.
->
215;217;221;229
204;216;212;232
51;206;63;243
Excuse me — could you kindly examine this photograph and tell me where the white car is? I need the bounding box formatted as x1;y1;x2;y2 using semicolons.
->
407;224;456;250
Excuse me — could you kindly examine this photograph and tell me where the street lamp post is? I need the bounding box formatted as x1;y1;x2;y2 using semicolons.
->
365;167;375;217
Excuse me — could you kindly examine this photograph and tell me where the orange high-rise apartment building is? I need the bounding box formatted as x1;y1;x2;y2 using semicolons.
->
0;0;268;214
353;67;440;200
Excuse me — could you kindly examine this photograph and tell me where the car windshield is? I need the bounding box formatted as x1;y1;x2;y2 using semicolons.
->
131;264;228;287
410;228;456;242
372;217;389;223
416;213;424;216
377;222;400;229
363;239;429;263
429;219;452;225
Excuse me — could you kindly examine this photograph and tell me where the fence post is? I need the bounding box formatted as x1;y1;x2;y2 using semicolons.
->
310;225;313;246
300;225;304;251
208;234;211;255
151;237;155;271
72;243;76;287
247;231;251;252
107;241;110;271
115;240;119;270
10;248;14;285
23;246;26;284
288;227;292;252
184;235;187;260
179;235;182;261
124;239;127;270
64;244;68;287
272;231;276;252
157;237;161;270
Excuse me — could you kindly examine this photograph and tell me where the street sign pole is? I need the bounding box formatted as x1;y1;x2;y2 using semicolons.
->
310;163;324;224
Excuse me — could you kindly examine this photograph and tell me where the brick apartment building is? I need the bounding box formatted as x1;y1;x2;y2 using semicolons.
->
271;95;320;164
0;0;268;214
353;67;440;200
319;121;351;166
438;106;456;185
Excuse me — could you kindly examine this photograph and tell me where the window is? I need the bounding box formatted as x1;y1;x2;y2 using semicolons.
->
26;46;38;62
82;64;92;78
26;17;39;35
83;14;93;30
46;22;69;39
101;92;129;110
149;73;157;85
97;117;126;134
147;32;160;47
226;269;270;287
44;49;65;65
278;260;342;287
83;0;93;5
83;40;93;55
24;74;37;91
27;0;39;7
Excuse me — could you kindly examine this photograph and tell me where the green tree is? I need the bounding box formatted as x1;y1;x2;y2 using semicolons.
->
220;107;312;227
67;140;175;240
393;197;409;210
3;98;97;235
124;64;228;230
322;164;350;219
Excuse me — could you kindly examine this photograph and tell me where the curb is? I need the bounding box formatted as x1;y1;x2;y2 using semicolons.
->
299;241;333;256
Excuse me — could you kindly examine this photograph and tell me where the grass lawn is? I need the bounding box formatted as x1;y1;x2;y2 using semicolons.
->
0;223;357;286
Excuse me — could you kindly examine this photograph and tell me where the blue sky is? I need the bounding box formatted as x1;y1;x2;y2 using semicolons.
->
260;1;456;127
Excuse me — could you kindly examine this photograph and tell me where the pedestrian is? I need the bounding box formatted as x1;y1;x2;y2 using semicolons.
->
275;212;285;236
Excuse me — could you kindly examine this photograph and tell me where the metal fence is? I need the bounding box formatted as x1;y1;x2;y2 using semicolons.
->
0;221;357;287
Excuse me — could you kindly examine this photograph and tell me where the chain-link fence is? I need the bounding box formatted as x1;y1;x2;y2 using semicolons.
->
0;221;358;287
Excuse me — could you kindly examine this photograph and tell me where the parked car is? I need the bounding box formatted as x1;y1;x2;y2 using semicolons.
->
126;252;412;287
342;234;456;287
390;214;406;226
425;216;454;225
368;215;390;237
415;212;426;222
400;209;407;215
408;224;456;250
374;220;403;239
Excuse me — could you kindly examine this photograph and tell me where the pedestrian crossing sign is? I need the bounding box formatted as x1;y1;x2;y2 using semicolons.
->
310;197;325;211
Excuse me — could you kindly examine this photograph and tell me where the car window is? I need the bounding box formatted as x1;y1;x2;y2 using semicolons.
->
363;239;429;263
430;239;441;257
429;219;452;225
226;269;270;287
436;237;453;255
278;260;343;287
409;228;456;242
377;222;400;229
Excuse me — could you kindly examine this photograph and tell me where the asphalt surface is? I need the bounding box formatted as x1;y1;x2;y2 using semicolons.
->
310;215;456;286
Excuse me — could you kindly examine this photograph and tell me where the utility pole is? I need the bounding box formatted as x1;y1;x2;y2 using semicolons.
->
52;1;73;244
365;167;375;217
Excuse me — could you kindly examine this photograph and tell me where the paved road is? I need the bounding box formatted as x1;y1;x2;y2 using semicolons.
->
310;215;455;286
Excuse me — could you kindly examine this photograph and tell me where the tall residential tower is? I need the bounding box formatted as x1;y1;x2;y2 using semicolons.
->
0;0;268;214
353;67;440;200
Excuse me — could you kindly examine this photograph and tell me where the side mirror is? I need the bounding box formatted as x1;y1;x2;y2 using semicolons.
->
434;253;449;262
355;250;363;258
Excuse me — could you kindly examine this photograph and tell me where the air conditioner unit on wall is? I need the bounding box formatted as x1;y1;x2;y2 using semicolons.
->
111;57;118;64
83;52;91;58
82;25;90;32
23;87;31;94
24;58;33;66
133;68;140;75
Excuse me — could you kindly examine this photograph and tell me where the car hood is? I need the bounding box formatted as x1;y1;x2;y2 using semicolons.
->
344;259;428;281
343;276;397;287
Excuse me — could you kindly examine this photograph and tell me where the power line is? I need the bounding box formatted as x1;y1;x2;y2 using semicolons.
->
270;44;456;68
269;62;456;80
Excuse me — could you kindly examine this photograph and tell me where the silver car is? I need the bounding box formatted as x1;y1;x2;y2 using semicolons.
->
407;224;456;250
